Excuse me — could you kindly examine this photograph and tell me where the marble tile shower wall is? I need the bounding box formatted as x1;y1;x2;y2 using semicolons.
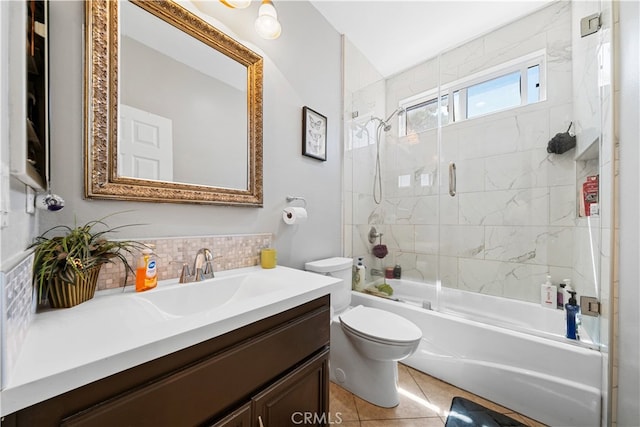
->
350;2;580;304
97;233;272;290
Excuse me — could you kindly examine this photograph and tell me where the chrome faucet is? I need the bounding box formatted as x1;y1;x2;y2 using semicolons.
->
193;248;215;281
178;248;215;283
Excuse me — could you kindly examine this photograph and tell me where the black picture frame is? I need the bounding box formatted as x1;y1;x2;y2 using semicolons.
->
302;106;327;161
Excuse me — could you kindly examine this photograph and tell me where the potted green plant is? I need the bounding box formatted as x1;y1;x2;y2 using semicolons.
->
30;216;143;308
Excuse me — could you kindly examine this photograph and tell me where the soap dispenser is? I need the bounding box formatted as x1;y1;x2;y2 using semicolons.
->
136;244;158;292
561;279;572;310
565;289;580;340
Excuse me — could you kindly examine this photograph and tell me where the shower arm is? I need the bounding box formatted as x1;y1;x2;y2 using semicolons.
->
373;107;406;131
383;107;405;125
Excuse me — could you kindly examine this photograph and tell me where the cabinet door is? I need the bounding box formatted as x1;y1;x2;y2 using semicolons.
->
252;349;329;427
8;0;48;190
210;403;251;427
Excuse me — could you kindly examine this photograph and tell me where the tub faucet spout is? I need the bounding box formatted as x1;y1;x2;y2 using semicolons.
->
371;268;384;277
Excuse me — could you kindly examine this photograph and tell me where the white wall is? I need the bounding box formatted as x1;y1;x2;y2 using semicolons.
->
41;1;342;270
617;1;640;424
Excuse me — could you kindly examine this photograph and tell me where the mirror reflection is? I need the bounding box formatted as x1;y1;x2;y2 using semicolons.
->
119;1;248;189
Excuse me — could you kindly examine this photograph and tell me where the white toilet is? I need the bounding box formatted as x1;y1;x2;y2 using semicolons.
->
305;257;422;408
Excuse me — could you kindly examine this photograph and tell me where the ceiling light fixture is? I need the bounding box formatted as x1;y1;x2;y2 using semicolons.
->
254;0;282;40
192;0;282;40
219;0;251;9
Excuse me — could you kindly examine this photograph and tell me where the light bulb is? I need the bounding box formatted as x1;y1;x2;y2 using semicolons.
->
255;15;281;39
258;1;277;18
255;1;281;39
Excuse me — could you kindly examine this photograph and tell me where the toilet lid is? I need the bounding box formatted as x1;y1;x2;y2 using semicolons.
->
339;305;422;344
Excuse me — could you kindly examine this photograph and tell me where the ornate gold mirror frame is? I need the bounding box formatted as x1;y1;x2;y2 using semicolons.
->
84;0;263;206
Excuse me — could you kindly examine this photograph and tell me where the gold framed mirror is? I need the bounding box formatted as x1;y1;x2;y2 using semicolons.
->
84;0;263;206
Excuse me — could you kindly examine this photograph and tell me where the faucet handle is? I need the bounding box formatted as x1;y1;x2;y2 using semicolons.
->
179;263;194;284
170;260;195;284
202;260;215;279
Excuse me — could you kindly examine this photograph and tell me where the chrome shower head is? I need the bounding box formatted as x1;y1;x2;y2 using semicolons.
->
381;107;405;131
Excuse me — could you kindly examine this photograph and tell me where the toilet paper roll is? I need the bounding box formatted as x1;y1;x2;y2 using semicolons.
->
283;207;308;224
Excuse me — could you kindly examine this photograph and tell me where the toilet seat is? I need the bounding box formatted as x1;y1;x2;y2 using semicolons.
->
339;305;422;345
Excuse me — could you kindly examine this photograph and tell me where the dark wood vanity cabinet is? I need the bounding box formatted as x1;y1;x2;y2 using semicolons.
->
211;350;328;427
209;403;252;427
251;350;328;427
2;295;330;427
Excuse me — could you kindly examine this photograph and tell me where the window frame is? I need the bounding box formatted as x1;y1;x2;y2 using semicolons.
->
398;49;546;136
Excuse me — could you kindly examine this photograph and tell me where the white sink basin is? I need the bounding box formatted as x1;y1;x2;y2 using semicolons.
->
2;265;339;417
133;269;299;316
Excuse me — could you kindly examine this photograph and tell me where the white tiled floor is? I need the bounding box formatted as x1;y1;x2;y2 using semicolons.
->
329;364;547;427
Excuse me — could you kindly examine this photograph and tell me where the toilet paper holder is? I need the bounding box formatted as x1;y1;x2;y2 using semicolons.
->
283;196;308;225
285;195;307;208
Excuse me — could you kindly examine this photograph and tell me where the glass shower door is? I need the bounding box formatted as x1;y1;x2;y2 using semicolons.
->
433;0;607;348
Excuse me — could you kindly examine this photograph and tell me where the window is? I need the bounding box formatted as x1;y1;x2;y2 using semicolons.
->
405;95;449;134
467;70;521;118
527;64;541;103
398;51;545;136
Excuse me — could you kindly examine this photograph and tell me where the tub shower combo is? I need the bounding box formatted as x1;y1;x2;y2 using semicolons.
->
344;1;612;426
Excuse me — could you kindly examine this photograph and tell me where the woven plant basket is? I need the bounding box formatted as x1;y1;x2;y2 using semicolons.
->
48;266;101;308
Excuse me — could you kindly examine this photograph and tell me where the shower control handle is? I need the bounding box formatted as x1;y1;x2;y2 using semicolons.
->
449;162;457;197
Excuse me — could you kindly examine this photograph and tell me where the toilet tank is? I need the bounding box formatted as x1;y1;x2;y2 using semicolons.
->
305;257;353;313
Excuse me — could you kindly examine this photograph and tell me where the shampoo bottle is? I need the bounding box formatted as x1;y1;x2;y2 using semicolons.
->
393;264;402;279
540;274;557;309
565;289;580;340
557;282;565;309
353;257;366;292
136;245;158;292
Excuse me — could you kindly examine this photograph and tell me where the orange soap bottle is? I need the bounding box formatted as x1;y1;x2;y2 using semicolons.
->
135;245;158;292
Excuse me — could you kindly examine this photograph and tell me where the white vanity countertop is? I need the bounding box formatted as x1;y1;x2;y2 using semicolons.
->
0;265;337;416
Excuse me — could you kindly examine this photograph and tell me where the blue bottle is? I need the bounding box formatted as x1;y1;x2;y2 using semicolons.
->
565;290;580;340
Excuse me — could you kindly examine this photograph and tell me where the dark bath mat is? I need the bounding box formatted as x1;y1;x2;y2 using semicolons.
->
445;396;527;427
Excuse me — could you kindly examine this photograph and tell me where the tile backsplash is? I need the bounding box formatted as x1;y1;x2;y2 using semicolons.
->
98;233;273;290
1;253;35;388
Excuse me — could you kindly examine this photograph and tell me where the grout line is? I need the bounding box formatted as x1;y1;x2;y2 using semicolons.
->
353;392;362;422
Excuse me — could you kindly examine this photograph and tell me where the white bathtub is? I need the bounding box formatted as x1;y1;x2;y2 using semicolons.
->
352;279;603;427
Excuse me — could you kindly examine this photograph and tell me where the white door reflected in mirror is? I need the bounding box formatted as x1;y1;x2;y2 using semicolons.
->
119;104;174;182
119;0;248;190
